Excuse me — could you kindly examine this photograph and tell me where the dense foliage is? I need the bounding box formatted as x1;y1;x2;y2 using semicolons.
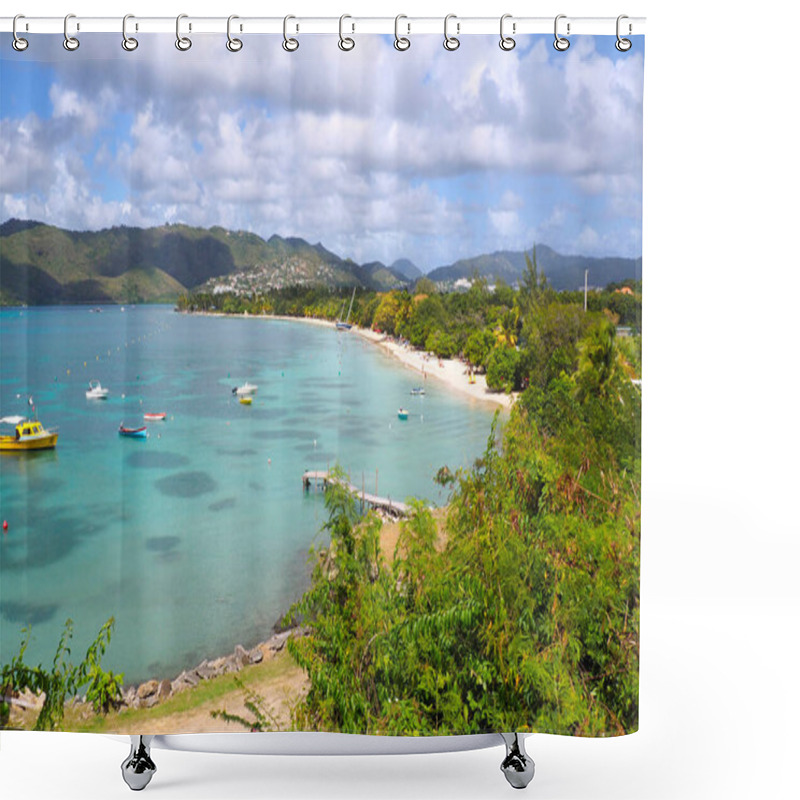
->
178;249;641;397
285;259;641;736
1;618;123;730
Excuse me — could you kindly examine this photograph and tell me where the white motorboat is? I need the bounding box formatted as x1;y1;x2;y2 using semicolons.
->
232;381;258;397
86;380;109;400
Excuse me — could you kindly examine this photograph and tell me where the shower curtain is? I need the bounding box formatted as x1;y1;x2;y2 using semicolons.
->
0;21;643;740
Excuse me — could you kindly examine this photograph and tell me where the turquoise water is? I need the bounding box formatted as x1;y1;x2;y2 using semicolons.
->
0;306;495;683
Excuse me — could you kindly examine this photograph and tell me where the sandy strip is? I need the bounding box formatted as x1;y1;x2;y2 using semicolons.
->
352;327;515;409
187;310;336;330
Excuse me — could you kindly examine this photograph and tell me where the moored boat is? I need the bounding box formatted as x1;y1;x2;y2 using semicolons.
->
239;396;253;405
143;412;167;421
119;424;148;439
336;287;356;330
232;382;258;396
0;416;59;451
397;408;409;420
86;380;109;399
410;387;426;396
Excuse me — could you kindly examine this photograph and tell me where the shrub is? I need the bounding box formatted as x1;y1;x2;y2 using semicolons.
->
486;346;521;393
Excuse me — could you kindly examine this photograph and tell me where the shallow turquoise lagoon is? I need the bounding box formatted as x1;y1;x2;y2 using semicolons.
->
0;306;496;683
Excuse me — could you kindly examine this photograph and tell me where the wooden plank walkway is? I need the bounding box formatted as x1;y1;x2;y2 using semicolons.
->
302;470;411;518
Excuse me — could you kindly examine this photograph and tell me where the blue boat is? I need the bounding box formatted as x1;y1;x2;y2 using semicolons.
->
119;424;148;439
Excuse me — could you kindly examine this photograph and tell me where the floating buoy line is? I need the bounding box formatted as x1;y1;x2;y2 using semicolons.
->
52;313;175;388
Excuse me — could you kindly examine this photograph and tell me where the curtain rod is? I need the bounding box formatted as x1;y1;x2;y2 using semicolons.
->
1;16;645;37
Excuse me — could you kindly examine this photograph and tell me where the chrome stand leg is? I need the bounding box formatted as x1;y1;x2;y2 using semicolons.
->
500;733;535;789
121;735;156;791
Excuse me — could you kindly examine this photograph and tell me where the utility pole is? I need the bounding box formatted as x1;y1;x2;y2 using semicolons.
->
584;269;588;312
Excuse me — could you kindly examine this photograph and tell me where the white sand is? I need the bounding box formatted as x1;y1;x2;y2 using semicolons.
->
353;327;515;409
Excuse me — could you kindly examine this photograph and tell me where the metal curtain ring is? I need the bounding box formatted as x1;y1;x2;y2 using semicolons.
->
499;14;515;51
12;14;29;51
283;15;299;51
443;14;460;51
394;14;410;51
227;15;243;52
338;14;355;51
616;14;632;51
122;14;138;51
176;13;192;51
554;14;570;51
63;13;79;51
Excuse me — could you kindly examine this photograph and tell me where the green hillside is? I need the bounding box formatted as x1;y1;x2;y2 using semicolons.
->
0;219;642;306
0;220;355;305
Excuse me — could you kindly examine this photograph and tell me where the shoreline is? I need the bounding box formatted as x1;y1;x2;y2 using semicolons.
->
184;310;516;409
6;509;436;728
75;308;509;717
6;627;307;724
351;326;515;410
8;308;509;730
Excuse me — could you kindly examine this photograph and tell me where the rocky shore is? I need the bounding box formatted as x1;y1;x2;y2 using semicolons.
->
120;627;307;710
5;627;307;721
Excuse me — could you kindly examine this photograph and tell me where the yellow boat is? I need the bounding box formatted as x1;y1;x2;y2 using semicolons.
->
239;396;253;405
0;416;59;451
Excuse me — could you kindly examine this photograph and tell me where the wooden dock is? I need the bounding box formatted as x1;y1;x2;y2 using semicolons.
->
302;470;411;518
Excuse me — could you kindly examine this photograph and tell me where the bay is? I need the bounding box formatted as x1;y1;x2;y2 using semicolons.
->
0;305;495;683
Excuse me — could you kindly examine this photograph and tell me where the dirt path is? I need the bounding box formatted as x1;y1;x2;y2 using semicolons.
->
139;659;307;733
379;507;449;562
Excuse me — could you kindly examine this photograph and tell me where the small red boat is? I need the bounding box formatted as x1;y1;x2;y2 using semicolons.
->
143;413;167;421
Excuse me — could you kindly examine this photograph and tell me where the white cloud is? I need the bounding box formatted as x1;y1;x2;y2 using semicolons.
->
0;33;644;267
489;209;520;238
576;226;601;252
50;87;83;119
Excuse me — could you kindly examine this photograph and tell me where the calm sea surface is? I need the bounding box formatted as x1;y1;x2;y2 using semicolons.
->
0;306;495;683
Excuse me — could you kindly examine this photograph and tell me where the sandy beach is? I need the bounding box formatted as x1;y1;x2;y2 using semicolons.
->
352;326;515;409
188;311;516;409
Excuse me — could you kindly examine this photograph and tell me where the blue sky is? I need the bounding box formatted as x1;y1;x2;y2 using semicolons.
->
0;33;643;271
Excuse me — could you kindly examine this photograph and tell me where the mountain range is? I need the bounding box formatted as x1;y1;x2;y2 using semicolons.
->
0;219;640;306
426;246;642;291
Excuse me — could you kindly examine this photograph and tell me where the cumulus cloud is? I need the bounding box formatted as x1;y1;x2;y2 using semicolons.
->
0;33;644;267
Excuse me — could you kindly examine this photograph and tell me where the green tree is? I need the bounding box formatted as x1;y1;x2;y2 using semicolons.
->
486;346;521;393
373;292;403;335
1;618;123;730
521;302;591;390
414;277;437;296
492;278;516;309
518;246;552;321
464;329;495;370
425;330;457;359
493;306;520;348
402;294;447;348
575;318;618;400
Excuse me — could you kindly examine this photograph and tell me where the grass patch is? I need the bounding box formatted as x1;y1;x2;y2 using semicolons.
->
64;650;298;733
